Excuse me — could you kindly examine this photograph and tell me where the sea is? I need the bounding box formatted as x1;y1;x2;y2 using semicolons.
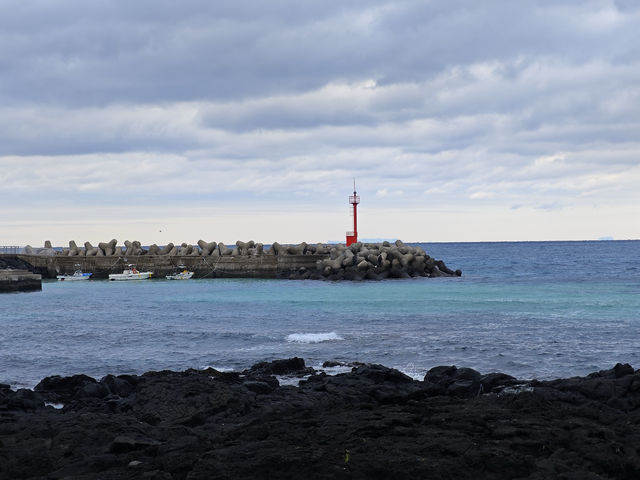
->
1;240;639;389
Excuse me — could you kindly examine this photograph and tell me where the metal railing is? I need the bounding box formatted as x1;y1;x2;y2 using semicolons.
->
0;246;21;254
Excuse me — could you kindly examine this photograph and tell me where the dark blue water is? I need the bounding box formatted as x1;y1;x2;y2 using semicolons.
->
1;241;639;388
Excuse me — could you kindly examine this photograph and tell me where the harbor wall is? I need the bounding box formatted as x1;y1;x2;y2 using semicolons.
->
7;253;322;280
0;268;42;293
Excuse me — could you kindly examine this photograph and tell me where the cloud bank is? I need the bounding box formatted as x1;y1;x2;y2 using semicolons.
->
1;0;639;244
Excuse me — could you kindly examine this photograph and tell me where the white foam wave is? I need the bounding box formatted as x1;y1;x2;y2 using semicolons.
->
319;365;353;376
286;332;343;344
200;365;235;372
275;374;311;387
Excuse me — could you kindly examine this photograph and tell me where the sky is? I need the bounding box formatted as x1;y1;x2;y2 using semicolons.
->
1;0;639;246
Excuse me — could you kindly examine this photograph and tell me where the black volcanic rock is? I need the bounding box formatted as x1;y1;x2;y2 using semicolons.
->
425;365;485;397
2;361;640;478
479;371;519;393
34;373;97;402
245;357;314;376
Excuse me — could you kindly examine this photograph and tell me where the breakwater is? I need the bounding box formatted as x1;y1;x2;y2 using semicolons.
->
0;269;42;293
13;239;461;280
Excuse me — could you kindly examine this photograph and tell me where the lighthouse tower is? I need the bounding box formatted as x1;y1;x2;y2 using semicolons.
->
346;181;360;246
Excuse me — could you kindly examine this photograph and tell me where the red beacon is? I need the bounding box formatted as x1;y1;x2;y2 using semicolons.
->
346;181;360;246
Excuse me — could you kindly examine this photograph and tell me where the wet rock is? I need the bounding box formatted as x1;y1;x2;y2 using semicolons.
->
354;364;414;384
425;365;482;397
5;389;45;410
479;372;519;393
101;374;138;397
424;365;458;384
76;382;110;400
35;374;97;403
243;380;277;394
246;357;313;376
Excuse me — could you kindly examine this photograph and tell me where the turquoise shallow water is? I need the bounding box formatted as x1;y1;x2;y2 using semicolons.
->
1;240;639;388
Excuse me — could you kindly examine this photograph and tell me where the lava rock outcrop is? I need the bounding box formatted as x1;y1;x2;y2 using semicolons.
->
2;360;640;478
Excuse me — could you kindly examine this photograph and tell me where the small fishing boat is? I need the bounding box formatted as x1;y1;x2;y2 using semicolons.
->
166;266;194;280
57;266;92;281
108;265;153;281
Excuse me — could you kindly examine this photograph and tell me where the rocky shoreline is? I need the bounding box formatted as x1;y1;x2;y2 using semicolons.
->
2;360;640;479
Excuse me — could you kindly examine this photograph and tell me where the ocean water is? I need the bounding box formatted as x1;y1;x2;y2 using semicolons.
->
1;241;639;389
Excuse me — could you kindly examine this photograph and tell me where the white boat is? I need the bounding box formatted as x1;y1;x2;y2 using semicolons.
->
166;266;194;280
57;267;92;281
108;266;153;281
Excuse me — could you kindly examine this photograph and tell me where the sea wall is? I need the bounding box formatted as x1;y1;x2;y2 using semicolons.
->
16;239;461;280
0;269;42;293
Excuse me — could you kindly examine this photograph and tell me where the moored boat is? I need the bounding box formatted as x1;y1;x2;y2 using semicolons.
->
57;266;92;281
108;265;153;281
166;266;194;280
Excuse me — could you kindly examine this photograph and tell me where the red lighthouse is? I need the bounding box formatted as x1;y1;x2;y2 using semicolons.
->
346;181;360;246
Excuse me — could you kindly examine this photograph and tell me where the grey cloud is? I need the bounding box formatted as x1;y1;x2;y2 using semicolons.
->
0;1;639;215
0;1;381;106
614;0;640;12
200;99;376;132
0;105;205;156
2;0;638;108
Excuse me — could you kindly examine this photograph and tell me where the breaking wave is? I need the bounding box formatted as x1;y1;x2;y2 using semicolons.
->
286;332;343;344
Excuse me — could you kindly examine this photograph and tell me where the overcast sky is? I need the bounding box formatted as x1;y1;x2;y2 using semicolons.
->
1;0;639;246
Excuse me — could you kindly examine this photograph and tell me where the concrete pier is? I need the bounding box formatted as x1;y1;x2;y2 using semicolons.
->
0;269;42;293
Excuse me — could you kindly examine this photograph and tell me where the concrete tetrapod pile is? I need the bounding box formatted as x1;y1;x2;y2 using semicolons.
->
309;240;462;280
